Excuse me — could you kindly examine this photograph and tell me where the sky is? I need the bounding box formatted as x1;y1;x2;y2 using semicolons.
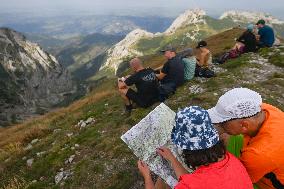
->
1;0;284;18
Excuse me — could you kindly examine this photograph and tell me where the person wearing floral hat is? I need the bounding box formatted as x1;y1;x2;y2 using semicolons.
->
138;106;253;189
208;88;284;189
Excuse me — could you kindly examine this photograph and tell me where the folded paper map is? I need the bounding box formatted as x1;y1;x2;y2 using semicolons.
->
121;103;190;188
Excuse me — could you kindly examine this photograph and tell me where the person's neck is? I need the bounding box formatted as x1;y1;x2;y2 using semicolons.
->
218;154;225;162
201;48;209;53
135;67;144;72
251;110;267;137
258;110;267;128
168;55;176;60
194;154;226;170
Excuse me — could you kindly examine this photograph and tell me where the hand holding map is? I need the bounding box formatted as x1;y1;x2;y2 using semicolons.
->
121;103;189;188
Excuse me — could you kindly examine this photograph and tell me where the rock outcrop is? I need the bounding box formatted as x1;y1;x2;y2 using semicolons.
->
220;10;284;25
100;29;154;74
164;9;206;35
0;28;76;126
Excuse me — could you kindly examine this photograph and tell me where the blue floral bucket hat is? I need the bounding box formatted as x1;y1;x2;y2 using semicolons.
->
171;106;219;150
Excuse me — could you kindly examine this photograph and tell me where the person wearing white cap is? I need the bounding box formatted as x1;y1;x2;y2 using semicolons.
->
208;88;284;189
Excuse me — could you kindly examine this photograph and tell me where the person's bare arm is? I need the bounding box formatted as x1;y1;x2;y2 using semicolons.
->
156;72;166;80
196;53;204;66
117;79;127;89
203;53;210;67
137;160;155;189
155;65;163;71
256;35;260;41
157;147;188;179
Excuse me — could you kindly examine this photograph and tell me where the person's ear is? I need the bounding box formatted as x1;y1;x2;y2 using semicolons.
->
240;120;249;133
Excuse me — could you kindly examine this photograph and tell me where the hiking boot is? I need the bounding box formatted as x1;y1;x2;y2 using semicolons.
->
123;104;133;116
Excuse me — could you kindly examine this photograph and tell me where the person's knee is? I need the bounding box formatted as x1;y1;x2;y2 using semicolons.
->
118;88;129;95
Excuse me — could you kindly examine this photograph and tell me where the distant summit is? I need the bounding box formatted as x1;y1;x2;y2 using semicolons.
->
220;10;284;25
164;9;206;35
100;29;154;74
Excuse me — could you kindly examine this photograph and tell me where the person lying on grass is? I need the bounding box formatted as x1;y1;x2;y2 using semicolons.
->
138;106;253;189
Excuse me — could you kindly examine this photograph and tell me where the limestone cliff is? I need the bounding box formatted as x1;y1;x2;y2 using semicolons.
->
0;28;76;126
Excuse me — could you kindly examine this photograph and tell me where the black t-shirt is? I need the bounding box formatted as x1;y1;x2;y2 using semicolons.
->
125;68;159;103
237;31;257;53
161;55;185;87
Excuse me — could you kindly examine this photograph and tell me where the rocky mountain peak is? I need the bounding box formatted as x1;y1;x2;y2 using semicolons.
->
0;28;25;43
0;28;76;126
164;9;206;35
220;10;284;25
100;28;154;73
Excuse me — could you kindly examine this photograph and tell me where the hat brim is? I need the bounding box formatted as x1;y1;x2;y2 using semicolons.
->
160;49;176;53
207;107;231;124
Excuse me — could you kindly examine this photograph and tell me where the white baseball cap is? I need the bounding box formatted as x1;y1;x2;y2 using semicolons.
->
208;88;262;124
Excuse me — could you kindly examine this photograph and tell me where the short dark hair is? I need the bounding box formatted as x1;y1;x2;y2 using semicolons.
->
182;140;226;169
256;19;265;25
196;40;207;48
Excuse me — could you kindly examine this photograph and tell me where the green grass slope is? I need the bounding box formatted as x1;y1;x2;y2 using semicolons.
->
0;29;284;189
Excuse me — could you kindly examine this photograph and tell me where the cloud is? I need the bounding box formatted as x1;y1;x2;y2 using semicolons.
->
0;0;283;18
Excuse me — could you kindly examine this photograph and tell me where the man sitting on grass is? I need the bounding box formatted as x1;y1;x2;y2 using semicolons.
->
194;41;215;78
156;45;195;100
156;45;186;88
256;19;275;48
118;58;159;114
208;88;284;189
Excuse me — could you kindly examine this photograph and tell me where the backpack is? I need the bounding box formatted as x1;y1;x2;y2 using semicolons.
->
195;65;215;78
218;52;230;64
182;57;196;81
218;48;242;64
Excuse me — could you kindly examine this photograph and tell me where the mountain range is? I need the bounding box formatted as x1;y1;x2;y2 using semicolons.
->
0;28;76;126
0;14;174;39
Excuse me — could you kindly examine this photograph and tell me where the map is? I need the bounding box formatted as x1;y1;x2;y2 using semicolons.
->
121;103;189;188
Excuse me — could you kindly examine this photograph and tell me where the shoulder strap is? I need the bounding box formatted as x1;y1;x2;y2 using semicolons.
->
265;172;284;189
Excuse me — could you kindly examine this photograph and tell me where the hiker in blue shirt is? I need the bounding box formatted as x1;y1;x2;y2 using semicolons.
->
256;19;275;48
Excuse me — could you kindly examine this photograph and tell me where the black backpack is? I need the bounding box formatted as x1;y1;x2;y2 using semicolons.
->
195;65;215;78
